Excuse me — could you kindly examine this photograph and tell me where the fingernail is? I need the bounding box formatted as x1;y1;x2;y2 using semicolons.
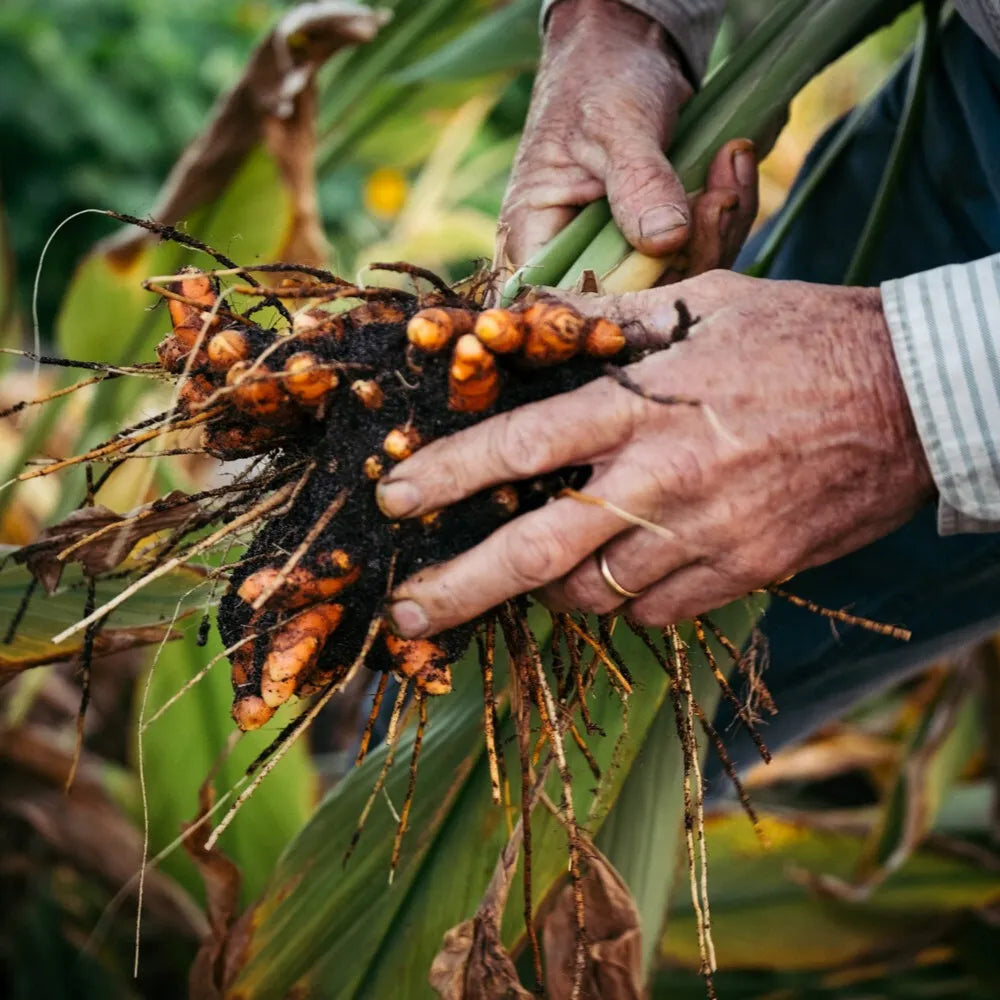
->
376;479;421;518
387;599;429;638
639;205;687;240
733;149;755;187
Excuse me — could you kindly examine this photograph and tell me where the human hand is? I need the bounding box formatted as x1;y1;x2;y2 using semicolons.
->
499;0;758;275
377;271;935;636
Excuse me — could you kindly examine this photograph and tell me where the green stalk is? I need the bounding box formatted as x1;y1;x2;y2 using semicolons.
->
500;0;914;302
318;86;417;174
317;0;467;144
500;201;610;294
843;0;940;285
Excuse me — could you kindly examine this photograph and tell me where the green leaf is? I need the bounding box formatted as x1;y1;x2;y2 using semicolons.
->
0;193;15;349
55;148;293;367
187;147;293;273
662;808;1000;972
39;146;297;523
851;665;983;890
223;602;762;997
391;0;541;84
134;624;317;905
227;634;496;999
0;546;207;673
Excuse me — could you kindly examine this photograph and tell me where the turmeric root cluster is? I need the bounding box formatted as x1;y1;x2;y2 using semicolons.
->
152;264;629;730
406;303;625;413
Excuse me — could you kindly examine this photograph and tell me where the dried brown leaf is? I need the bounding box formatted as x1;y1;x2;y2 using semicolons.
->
0;723;205;936
186;780;244;1000
800;661;981;902
542;840;643;1000
743;724;897;790
0;624;182;676
429;825;532;999
429;919;532;1000
14;491;201;592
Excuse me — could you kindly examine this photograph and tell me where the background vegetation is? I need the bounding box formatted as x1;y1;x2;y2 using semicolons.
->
1;2;998;998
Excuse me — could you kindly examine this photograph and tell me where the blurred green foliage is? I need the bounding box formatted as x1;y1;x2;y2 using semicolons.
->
0;0;283;330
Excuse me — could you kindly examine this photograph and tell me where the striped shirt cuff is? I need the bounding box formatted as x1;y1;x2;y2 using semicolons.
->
540;0;725;82
881;253;1000;535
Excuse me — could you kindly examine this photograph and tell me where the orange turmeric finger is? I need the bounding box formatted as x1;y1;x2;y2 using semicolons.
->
348;300;408;327
293;308;346;344
156;335;190;373
384;634;452;695
207;328;252;370
236;560;360;610
383;426;422;461
448;334;499;412
583;317;626;358
491;484;519;516
283;352;339;406
260;604;344;708
474;308;525;354
226;361;288;418
351;379;385;410
178;374;214;412
232;694;275;731
407;307;475;353
520;302;587;366
229;639;253;690
167;269;219;348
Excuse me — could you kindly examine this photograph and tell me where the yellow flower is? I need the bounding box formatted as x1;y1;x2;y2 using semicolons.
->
364;167;408;220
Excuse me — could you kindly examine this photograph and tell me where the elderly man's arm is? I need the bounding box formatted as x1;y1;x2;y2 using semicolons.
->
540;0;726;83
883;252;1000;533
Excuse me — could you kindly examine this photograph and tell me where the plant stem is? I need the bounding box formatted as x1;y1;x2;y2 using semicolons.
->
843;0;941;285
743;99;871;278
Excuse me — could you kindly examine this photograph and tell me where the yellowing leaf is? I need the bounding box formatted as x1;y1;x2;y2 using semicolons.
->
0;548;207;675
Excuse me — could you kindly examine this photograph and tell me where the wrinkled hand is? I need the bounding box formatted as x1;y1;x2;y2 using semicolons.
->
498;0;758;274
377;271;935;637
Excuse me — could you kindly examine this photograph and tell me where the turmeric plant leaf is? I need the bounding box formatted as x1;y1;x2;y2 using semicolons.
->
0;546;207;675
662;809;1000;972
220;601;760;999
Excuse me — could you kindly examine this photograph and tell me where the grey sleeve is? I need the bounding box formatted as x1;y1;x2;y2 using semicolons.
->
539;0;727;82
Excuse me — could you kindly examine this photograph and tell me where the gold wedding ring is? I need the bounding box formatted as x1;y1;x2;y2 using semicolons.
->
598;551;644;600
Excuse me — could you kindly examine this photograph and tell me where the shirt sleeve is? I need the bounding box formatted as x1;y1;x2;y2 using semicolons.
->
881;253;1000;534
540;0;727;83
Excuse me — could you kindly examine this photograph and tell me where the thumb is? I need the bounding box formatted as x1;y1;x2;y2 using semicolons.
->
603;134;690;256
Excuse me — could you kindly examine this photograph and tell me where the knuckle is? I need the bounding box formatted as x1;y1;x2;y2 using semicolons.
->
492;413;552;479
563;569;619;616
615;157;678;204
690;268;726;294
502;519;572;590
628;600;671;628
415;446;466;507
646;446;705;501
